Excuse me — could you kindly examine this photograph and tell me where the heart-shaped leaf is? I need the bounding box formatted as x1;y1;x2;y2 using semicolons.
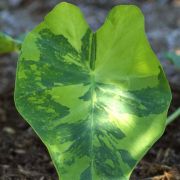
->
15;3;171;179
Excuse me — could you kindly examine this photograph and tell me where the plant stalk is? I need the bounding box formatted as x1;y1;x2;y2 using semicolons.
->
166;107;180;126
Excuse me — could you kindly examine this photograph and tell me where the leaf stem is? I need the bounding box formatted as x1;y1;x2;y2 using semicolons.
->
166;107;180;126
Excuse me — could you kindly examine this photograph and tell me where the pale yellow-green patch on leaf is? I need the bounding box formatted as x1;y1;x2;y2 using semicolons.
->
44;2;90;51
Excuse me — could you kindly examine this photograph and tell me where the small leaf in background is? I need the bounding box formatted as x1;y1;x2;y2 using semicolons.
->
0;32;21;55
14;2;172;180
165;51;180;68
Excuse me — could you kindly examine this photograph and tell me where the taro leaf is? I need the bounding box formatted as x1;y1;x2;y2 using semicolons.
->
0;32;21;54
15;3;172;180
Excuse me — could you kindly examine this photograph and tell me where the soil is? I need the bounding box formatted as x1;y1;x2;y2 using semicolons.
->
0;0;180;179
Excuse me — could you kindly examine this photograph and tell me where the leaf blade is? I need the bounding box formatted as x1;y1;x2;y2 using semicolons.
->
15;3;172;180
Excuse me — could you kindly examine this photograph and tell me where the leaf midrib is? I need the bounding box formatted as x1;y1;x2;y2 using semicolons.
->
89;32;97;177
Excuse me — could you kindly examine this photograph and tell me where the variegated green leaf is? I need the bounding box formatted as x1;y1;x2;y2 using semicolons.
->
14;3;172;180
0;32;21;54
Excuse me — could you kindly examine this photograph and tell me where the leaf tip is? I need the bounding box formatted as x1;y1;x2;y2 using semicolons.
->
52;1;79;11
109;4;145;22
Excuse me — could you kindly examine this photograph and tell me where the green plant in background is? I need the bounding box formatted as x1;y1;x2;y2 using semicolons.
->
166;107;180;125
13;2;172;180
165;51;180;68
0;32;21;55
